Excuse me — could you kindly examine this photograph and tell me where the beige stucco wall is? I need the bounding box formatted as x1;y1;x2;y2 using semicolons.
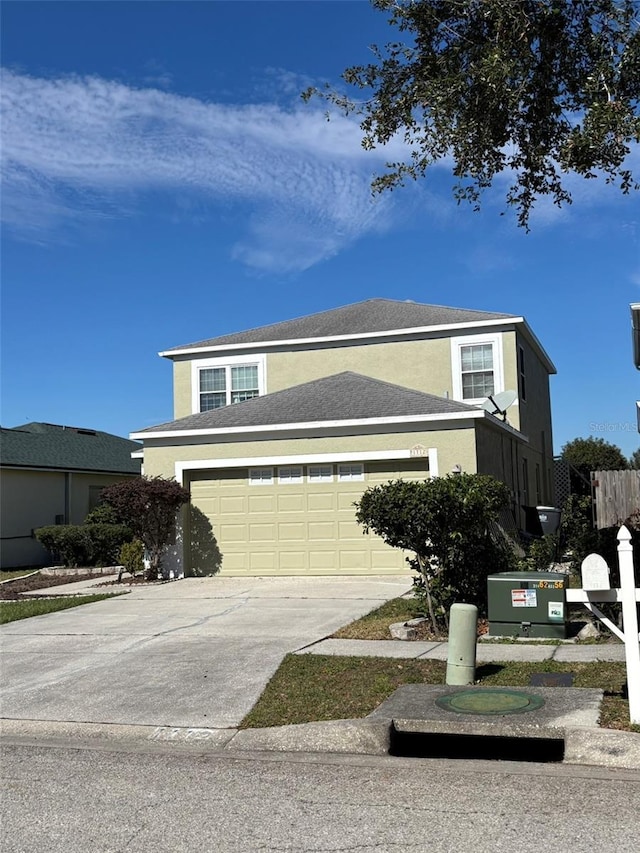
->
0;469;138;568
171;336;456;420
142;426;481;483
173;359;191;420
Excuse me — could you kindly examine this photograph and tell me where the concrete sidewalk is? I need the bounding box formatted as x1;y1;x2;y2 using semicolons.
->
296;637;627;662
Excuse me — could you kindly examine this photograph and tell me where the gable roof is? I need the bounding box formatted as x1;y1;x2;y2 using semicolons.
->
1;422;142;474
161;298;517;355
133;372;484;437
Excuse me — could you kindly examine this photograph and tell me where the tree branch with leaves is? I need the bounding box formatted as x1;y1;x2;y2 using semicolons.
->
304;0;640;228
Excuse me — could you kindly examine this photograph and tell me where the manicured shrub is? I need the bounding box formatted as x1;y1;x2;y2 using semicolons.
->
35;525;92;568
34;524;132;568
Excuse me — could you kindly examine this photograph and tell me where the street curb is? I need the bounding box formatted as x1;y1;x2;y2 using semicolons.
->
2;717;638;770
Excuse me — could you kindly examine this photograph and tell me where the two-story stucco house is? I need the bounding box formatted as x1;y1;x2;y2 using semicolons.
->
132;299;556;577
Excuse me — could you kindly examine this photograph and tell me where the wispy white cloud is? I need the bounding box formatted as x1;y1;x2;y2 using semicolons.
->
1;69;402;271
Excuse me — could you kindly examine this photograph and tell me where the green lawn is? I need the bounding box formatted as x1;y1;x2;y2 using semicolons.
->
0;593;126;624
240;654;639;733
331;597;425;640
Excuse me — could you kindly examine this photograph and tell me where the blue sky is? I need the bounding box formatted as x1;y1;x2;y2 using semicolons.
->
1;0;639;458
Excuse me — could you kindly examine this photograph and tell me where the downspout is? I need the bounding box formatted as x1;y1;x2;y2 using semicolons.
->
64;472;72;523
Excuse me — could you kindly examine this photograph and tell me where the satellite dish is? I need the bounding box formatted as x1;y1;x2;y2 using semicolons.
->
478;390;517;421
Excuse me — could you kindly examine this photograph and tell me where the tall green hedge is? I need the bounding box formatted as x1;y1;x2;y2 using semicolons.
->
35;524;133;567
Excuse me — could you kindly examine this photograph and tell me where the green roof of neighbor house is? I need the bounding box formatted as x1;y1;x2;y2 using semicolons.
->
0;422;142;474
162;298;517;354
134;371;482;434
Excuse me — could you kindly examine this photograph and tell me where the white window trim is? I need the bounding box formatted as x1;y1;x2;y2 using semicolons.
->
278;466;303;484
176;449;445;483
249;467;273;486
450;332;504;404
308;465;334;483
337;463;364;482
191;353;266;414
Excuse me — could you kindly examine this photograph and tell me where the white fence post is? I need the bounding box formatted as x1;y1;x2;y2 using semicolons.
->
617;526;640;724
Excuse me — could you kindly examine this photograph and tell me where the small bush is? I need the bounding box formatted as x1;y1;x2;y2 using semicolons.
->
84;524;133;566
35;524;132;567
118;539;145;581
517;534;558;572
84;503;120;525
35;526;92;567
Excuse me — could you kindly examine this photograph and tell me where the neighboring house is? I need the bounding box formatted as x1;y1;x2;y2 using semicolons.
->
1;422;141;568
132;298;556;577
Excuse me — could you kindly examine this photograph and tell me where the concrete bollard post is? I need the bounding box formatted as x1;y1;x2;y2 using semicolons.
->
446;603;478;686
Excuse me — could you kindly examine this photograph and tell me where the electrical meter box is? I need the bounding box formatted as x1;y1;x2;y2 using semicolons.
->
487;571;569;639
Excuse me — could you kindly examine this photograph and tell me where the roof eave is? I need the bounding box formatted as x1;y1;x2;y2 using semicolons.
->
131;409;526;442
158;317;522;359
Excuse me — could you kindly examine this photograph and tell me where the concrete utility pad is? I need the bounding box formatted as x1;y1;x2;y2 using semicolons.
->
369;684;603;738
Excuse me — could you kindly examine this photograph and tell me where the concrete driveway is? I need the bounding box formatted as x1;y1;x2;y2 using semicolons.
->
0;575;411;729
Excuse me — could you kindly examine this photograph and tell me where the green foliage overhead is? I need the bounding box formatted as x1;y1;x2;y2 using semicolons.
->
304;0;640;228
561;435;629;494
354;473;515;631
629;448;640;469
101;476;190;580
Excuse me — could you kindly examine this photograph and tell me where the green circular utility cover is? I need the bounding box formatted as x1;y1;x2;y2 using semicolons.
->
436;688;545;715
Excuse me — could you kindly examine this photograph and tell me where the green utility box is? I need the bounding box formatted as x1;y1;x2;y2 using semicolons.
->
487;571;569;639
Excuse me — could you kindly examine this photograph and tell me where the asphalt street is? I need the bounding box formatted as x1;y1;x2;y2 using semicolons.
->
2;738;640;853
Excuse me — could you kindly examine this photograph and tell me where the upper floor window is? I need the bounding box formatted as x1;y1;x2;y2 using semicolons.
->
518;345;526;402
460;344;494;399
192;355;266;413
451;334;504;403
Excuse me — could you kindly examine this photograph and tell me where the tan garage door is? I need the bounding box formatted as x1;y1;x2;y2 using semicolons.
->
187;460;429;576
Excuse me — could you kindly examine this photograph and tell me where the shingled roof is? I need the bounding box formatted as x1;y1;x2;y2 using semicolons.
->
134;372;480;434
162;298;516;354
1;423;142;474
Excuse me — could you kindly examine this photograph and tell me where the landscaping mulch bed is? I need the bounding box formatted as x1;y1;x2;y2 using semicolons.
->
0;572;109;601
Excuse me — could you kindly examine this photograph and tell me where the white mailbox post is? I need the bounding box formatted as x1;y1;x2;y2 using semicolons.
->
566;526;640;724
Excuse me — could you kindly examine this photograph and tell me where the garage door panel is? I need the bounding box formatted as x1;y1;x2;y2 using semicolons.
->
250;552;276;571
337;491;364;511
220;496;245;515
307;493;335;512
338;520;365;540
220;524;247;542
310;550;336;570
249;523;276;542
278;522;305;541
188;463;418;576
278;493;305;513
339;550;369;570
278;551;307;571
249;494;275;513
308;521;336;540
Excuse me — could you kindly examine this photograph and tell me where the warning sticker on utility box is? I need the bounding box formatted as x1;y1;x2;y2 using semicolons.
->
511;589;537;608
548;602;564;620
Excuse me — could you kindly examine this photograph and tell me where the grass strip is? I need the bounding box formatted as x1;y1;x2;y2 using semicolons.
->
331;597;424;640
240;654;639;733
0;592;126;624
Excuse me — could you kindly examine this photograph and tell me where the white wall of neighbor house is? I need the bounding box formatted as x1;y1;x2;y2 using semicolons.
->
0;469;138;568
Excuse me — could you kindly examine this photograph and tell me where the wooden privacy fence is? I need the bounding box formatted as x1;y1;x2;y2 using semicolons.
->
592;470;640;530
